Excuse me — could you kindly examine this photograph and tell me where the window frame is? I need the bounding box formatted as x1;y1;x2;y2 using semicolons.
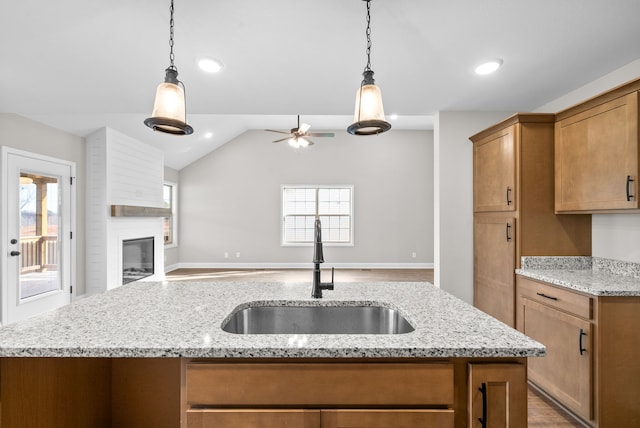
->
163;181;178;248
281;184;354;247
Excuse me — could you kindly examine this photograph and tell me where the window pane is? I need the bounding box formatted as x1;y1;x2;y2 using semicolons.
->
282;186;352;245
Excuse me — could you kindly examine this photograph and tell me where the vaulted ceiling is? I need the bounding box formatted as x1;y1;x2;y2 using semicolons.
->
3;0;640;168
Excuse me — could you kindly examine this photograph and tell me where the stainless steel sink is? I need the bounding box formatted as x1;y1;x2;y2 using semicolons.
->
221;304;415;334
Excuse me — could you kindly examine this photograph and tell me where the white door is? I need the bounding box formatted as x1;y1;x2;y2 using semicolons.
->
2;148;75;325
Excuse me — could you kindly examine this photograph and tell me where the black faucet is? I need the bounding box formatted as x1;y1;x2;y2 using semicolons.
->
311;218;334;298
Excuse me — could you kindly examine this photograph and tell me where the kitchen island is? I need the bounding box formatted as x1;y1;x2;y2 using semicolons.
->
0;281;544;428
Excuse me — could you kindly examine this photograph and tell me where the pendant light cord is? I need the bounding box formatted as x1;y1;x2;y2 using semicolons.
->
364;0;372;73
168;0;176;71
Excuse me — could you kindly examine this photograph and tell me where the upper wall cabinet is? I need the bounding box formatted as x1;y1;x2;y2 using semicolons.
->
555;80;640;213
473;125;517;212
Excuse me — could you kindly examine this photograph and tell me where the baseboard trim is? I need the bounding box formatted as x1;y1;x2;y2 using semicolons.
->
168;262;434;271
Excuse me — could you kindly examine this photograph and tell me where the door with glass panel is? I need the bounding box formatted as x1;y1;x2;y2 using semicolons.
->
2;149;74;325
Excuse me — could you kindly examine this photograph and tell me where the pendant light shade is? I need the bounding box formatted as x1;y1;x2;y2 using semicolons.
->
348;70;391;135
144;0;193;136
145;68;193;135
347;0;391;136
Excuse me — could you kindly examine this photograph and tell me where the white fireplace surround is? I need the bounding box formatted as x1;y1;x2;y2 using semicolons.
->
85;127;165;295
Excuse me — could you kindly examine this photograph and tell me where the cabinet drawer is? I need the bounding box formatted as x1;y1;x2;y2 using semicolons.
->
517;276;592;319
186;409;320;428
186;362;454;407
321;409;455;428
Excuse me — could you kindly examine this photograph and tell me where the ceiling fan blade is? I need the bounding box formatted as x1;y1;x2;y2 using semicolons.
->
299;123;311;134
305;139;315;146
265;129;291;134
272;137;290;143
307;132;335;137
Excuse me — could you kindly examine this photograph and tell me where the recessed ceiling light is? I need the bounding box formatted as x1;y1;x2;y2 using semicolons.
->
204;132;213;139
197;57;224;73
475;59;503;75
389;114;399;120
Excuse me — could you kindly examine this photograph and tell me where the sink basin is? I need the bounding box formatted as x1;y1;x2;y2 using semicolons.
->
221;304;415;334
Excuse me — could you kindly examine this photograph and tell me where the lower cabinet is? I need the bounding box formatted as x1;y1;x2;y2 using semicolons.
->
187;409;454;428
468;363;527;428
183;360;526;428
186;409;320;428
516;276;593;422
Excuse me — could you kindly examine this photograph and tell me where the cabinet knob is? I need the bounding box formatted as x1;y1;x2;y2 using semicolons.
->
10;251;21;257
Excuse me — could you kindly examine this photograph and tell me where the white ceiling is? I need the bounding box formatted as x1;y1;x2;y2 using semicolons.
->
2;0;640;169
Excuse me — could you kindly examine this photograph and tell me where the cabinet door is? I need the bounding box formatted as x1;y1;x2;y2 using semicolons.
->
321;409;454;428
555;91;639;212
468;363;527;428
474;216;516;327
187;409;320;428
520;297;593;420
473;125;517;212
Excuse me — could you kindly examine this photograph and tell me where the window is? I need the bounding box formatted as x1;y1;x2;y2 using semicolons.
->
282;185;353;245
163;182;178;247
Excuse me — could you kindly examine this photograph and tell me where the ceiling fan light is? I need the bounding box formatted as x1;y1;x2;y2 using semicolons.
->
144;69;194;135
298;138;310;147
288;137;299;148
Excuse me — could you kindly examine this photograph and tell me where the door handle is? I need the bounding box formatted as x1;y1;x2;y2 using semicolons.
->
10;251;21;256
579;329;587;356
478;382;487;428
626;175;635;201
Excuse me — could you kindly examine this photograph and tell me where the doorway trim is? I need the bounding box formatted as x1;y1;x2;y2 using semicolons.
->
1;146;77;325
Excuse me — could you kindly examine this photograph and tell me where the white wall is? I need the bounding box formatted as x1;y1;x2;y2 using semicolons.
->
164;165;180;270
434;111;512;303
178;129;433;267
536;58;640;264
0;113;86;294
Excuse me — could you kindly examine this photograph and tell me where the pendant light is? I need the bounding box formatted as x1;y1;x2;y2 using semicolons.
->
347;0;391;136
144;0;193;135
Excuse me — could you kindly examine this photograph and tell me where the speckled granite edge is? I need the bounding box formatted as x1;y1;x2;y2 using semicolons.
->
517;257;640;296
520;256;592;270
593;257;640;278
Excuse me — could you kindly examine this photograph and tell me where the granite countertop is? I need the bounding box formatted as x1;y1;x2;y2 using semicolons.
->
516;256;640;297
0;281;544;358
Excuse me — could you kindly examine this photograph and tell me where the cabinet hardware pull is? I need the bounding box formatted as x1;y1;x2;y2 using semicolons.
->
478;382;487;428
10;251;21;257
536;292;558;301
626;175;635;201
579;329;587;355
506;186;512;206
506;223;512;242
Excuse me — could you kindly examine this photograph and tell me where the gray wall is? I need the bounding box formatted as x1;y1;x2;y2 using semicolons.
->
434;111;511;304
0;113;87;295
178;129;433;267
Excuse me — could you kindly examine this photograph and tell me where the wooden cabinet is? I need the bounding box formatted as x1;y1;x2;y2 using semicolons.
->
186;409;320;428
555;89;640;212
471;114;591;327
474;217;515;326
516;279;593;420
321;409;454;428
468;363;527;428
516;275;640;427
473;126;517;212
182;359;526;428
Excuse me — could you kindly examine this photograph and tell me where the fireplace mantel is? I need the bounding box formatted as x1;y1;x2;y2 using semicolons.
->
111;205;171;217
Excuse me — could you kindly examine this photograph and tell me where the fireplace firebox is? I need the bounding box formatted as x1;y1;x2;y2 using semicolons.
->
122;237;154;285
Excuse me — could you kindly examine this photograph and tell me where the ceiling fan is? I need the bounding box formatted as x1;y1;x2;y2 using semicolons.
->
265;115;335;148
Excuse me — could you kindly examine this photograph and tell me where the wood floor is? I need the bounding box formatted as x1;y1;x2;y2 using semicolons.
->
165;268;585;428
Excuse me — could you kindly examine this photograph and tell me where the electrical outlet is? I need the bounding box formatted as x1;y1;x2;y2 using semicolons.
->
235;252;241;258
412;252;417;258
